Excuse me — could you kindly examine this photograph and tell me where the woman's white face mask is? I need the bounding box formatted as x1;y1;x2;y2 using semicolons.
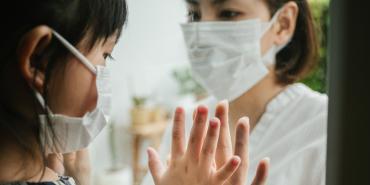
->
181;8;290;101
35;30;112;154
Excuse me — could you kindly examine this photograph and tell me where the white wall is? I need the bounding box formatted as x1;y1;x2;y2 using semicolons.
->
89;0;190;178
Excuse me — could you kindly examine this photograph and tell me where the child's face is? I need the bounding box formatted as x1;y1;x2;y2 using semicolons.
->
47;34;117;117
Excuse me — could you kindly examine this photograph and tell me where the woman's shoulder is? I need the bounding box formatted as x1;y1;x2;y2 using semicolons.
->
259;83;328;145
272;83;328;144
296;83;328;110
293;83;328;122
267;83;328;117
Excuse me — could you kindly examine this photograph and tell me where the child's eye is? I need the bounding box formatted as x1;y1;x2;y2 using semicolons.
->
218;10;241;20
187;10;201;22
103;53;115;61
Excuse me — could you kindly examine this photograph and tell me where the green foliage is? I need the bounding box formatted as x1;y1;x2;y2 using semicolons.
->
301;0;330;93
172;68;206;97
132;96;147;107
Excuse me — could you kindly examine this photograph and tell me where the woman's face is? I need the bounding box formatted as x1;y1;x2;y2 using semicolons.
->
186;0;271;22
47;34;116;117
185;0;297;58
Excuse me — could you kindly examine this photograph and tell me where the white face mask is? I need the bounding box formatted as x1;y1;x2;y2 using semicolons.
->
36;30;112;154
181;9;290;101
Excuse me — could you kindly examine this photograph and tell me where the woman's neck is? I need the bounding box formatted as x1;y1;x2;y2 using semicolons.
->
229;71;286;133
0;142;59;183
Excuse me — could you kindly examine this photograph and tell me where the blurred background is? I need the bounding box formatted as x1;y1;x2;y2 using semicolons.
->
89;0;330;184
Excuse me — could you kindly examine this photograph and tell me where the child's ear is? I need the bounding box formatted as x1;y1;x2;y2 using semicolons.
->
17;25;53;93
273;1;299;46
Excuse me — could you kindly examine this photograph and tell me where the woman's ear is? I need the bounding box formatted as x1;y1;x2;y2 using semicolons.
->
273;1;299;46
17;25;53;93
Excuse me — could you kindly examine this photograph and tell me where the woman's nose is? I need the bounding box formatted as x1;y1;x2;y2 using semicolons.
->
199;5;219;22
200;11;219;22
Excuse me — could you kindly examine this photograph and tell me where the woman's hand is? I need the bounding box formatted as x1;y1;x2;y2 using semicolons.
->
147;105;268;185
47;149;91;185
214;101;269;185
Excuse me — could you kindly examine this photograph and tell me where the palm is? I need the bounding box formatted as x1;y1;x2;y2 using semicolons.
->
148;103;269;185
148;106;242;185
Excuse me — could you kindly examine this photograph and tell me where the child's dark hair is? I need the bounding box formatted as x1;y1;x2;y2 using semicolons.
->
0;0;127;178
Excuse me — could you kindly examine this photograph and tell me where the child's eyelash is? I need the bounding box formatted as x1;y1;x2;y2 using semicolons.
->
104;53;115;61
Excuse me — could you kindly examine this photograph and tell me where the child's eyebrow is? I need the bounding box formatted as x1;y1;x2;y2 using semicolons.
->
185;0;198;5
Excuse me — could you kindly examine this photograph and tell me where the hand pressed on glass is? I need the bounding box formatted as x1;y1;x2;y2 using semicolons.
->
147;104;269;185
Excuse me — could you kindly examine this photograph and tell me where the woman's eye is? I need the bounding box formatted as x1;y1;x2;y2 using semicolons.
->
187;11;201;22
218;10;241;20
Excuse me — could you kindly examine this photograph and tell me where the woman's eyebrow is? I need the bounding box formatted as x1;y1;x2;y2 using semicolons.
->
185;0;228;5
212;0;228;4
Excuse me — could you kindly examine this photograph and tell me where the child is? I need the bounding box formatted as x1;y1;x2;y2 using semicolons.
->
0;0;268;185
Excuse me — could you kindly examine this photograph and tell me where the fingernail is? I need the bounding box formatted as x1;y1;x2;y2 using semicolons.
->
176;107;183;114
264;157;270;163
198;105;208;114
197;105;208;115
232;157;241;166
221;99;229;106
210;118;219;128
240;116;249;123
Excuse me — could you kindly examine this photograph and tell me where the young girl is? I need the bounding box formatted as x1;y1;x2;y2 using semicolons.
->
0;0;268;185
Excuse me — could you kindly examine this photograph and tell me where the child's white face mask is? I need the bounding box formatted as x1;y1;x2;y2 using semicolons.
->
36;30;111;154
181;8;291;101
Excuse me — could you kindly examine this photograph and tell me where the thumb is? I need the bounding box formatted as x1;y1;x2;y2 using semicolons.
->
147;147;164;184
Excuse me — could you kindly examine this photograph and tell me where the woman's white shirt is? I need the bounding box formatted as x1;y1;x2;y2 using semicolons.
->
141;83;327;185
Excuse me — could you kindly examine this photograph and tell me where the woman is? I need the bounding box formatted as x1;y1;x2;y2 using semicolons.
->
0;0;268;185
144;0;327;184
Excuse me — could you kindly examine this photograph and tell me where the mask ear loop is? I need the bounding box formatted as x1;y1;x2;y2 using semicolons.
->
51;30;97;75
34;89;55;115
260;7;292;66
261;8;284;36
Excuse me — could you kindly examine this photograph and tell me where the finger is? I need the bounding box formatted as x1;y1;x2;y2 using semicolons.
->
171;107;186;159
251;158;270;185
215;100;233;167
76;149;90;160
63;152;77;162
200;118;220;169
186;105;208;161
147;147;164;184
230;117;250;185
47;153;64;175
75;149;91;172
214;156;241;182
62;152;79;176
192;107;197;121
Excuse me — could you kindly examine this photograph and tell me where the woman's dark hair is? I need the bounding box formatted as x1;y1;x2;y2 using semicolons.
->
265;0;319;84
0;0;127;177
